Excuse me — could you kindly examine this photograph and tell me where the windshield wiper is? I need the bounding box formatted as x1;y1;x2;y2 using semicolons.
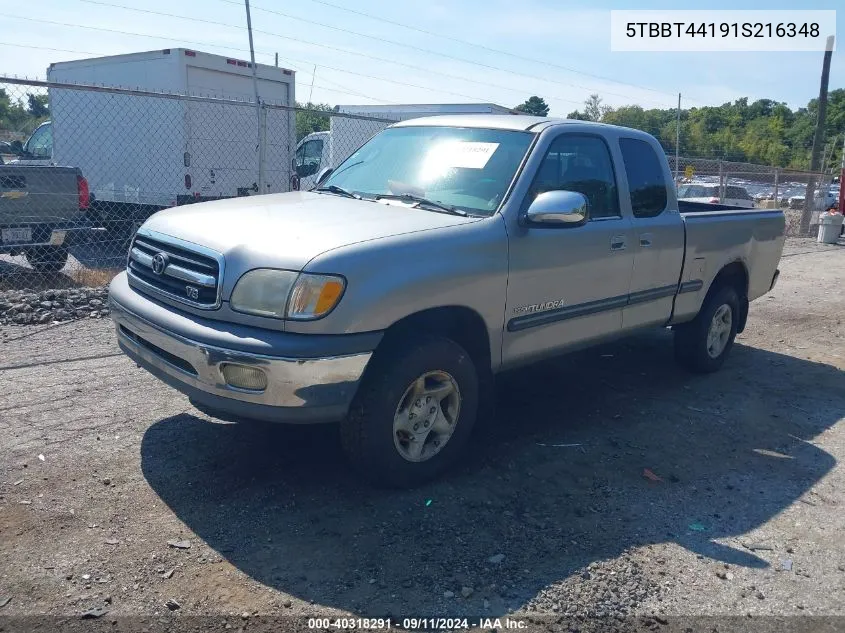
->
375;193;468;217
314;185;361;199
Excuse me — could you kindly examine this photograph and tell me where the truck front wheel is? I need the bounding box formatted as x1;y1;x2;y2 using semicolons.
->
674;284;740;373
341;335;479;488
25;246;69;273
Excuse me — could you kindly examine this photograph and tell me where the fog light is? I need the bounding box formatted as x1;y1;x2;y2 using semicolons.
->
221;364;268;391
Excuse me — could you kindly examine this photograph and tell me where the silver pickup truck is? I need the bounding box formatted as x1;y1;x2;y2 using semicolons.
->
109;115;784;486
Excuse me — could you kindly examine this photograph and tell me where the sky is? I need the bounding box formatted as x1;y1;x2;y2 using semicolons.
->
0;0;842;114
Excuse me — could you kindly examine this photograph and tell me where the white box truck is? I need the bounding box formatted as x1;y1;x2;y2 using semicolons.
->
43;48;296;235
293;103;517;190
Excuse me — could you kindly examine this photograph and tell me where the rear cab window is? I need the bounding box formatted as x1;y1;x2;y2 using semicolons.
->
618;137;668;218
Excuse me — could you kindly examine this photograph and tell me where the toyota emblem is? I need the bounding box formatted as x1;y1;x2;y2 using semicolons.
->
151;252;169;275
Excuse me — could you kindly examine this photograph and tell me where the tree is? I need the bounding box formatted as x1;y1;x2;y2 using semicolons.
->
583;94;611;122
566;110;590;121
515;96;550;117
27;94;49;118
295;102;333;142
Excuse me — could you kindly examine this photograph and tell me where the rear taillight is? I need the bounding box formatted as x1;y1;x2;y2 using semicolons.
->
708;197;719;204
77;175;90;209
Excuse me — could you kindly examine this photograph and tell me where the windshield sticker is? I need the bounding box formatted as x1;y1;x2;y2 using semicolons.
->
434;141;500;169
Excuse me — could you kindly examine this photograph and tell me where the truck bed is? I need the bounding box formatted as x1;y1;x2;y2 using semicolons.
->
0;165;84;226
672;206;786;324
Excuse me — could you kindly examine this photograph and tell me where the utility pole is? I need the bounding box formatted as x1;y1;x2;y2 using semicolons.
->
839;134;845;215
675;93;681;184
800;34;835;235
244;0;265;194
308;65;317;105
275;52;278;67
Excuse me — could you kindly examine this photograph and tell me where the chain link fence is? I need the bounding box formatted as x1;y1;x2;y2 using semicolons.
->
667;156;836;236
0;77;394;316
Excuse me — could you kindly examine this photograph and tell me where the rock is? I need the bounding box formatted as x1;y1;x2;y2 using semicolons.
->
782;559;793;571
89;299;103;308
167;539;191;549
0;596;11;608
66;573;73;580
283;599;292;608
40;301;53;309
37;313;51;324
756;592;765;600
838;564;845;572
105;538;119;545
81;574;91;580
786;547;794;554
241;613;250;620
165;599;181;611
716;570;733;580
161;569;175;579
488;554;506;564
443;590;455;598
461;586;474;598
104;596;112;604
103;478;111;485
81;606;108;619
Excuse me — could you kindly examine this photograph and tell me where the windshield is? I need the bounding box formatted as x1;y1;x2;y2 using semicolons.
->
320;125;534;215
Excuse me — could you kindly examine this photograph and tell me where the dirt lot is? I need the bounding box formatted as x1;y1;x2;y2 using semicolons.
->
1;237;844;630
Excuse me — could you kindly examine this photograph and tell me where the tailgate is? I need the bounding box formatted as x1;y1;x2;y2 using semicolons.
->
0;166;83;226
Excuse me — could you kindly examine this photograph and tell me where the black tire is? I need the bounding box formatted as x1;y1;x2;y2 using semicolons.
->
25;246;69;273
341;334;479;488
674;284;740;373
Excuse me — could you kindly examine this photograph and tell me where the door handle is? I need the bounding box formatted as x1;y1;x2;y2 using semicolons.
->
639;233;653;247
610;235;627;251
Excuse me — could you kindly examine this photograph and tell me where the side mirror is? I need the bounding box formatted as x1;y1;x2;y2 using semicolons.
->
315;167;334;186
10;140;24;155
291;157;297;171
523;190;589;227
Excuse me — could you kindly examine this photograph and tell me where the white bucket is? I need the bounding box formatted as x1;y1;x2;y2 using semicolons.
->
817;213;844;244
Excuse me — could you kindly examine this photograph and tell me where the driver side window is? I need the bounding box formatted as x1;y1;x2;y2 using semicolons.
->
295;139;324;178
529;134;620;219
25;123;52;159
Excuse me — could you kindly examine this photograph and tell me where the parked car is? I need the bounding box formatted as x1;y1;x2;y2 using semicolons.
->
677;183;755;208
788;188;838;211
0;164;90;271
109;115;785;486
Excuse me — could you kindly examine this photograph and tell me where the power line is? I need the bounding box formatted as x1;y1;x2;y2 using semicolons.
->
73;0;585;106
210;0;677;107
0;41;392;103
294;0;688;101
0;15;540;106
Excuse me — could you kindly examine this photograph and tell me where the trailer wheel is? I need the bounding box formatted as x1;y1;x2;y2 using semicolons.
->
341;334;479;488
25;246;69;273
674;284;740;373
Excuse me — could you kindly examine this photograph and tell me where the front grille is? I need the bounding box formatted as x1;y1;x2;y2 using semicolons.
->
127;231;223;309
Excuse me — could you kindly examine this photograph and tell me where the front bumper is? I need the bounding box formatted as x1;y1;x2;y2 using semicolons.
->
109;273;379;424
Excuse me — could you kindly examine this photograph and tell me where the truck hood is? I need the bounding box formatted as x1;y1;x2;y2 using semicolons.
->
143;191;478;270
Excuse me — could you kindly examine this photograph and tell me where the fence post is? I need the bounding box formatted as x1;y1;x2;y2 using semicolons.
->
773;167;779;208
258;103;267;194
718;160;724;203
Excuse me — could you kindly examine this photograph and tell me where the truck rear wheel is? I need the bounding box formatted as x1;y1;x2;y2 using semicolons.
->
25;246;69;273
341;335;479;488
674;284;740;373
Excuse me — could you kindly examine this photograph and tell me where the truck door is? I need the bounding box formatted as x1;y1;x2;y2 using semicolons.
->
617;137;685;329
502;132;635;367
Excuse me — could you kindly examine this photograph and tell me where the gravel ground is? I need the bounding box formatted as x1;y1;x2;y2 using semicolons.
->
1;237;844;631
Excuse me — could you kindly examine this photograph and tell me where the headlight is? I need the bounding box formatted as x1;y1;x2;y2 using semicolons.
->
230;269;345;320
